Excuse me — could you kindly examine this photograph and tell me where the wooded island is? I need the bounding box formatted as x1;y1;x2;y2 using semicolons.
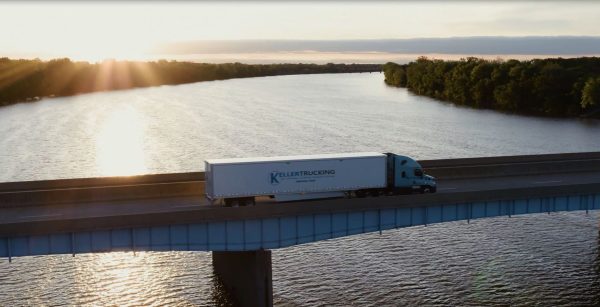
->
383;57;600;117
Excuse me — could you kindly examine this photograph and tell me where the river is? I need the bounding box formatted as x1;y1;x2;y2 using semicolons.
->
0;73;599;305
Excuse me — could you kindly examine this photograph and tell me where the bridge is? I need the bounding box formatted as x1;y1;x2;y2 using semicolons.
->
1;152;600;306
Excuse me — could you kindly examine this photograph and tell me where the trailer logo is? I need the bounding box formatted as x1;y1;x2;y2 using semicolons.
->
270;169;335;185
270;172;280;185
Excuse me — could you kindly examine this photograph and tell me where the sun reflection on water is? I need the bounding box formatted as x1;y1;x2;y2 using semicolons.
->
95;106;147;176
72;252;175;306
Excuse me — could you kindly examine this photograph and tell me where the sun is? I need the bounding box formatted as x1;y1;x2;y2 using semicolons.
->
58;40;153;63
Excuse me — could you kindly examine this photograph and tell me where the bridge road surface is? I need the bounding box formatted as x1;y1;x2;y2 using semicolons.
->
1;152;600;236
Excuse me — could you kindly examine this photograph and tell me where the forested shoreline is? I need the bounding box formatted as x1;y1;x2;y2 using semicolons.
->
383;57;600;118
0;58;380;106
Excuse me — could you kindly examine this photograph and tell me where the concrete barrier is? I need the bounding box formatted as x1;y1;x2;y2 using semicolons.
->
426;159;600;179
0;181;204;207
0;172;204;192
419;151;600;168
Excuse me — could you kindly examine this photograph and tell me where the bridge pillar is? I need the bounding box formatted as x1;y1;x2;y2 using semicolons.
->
212;250;273;307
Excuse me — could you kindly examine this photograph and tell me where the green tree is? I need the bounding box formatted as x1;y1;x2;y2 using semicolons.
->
382;62;407;87
383;56;600;117
470;61;494;108
0;58;381;106
581;77;600;109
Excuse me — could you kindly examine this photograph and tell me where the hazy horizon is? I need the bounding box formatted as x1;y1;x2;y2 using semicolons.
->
4;36;600;65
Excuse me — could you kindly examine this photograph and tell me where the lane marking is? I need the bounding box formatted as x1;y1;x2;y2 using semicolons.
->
532;180;562;184
20;213;63;219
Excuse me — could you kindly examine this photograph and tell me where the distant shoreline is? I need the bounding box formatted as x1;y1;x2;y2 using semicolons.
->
0;58;381;107
7;52;600;66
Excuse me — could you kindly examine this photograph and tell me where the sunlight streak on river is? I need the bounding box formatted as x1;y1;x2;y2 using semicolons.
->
95;106;147;176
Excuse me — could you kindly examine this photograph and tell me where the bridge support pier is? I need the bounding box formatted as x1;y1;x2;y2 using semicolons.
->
212;250;273;307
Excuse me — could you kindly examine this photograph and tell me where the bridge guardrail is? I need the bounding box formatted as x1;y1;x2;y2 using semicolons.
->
0;181;204;208
0;172;204;192
426;159;600;179
419;151;600;168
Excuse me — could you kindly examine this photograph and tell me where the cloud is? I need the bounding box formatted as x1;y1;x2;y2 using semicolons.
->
155;37;600;55
449;17;573;36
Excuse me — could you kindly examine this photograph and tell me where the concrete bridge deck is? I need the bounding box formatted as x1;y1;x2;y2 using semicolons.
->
1;151;599;238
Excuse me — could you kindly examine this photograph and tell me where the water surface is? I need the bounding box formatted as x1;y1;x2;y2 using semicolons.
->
0;73;599;306
0;73;598;181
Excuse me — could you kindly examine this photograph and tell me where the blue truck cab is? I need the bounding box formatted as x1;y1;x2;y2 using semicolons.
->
387;153;437;193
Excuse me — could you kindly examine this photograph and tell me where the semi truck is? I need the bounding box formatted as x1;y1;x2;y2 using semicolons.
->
205;152;436;206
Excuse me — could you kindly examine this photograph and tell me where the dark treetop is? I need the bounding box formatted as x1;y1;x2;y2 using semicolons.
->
383;57;600;118
0;58;380;106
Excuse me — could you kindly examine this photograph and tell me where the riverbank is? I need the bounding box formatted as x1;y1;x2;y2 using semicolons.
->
0;57;380;106
383;57;600;118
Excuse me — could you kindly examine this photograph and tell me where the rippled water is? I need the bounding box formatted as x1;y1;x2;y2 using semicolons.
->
1;73;599;181
0;73;599;306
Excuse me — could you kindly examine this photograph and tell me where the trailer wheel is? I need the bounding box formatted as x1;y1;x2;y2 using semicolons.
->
243;197;256;206
355;190;367;198
224;199;234;207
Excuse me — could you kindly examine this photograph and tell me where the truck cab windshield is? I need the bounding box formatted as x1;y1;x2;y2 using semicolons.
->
414;169;423;177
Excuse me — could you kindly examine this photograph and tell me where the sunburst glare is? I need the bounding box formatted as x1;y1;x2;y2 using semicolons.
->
95;106;147;176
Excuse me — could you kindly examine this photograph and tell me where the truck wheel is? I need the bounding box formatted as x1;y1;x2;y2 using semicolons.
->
224;199;234;207
355;190;366;198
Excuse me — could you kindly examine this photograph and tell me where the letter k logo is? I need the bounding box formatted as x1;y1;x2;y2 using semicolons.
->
270;172;279;185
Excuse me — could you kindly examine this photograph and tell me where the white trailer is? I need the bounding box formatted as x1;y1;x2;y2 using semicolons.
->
205;152;387;204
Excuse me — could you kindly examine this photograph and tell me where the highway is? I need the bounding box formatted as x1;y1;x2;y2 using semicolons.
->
1;152;599;236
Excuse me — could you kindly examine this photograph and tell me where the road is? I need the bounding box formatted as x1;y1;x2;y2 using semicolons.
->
1;170;599;226
1;152;599;236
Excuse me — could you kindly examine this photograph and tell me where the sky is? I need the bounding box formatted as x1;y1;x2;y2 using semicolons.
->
1;1;600;61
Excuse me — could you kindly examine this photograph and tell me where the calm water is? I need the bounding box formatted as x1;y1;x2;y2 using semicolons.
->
0;73;599;305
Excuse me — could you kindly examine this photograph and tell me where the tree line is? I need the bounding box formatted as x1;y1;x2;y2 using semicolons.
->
383;57;600;117
0;57;381;106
